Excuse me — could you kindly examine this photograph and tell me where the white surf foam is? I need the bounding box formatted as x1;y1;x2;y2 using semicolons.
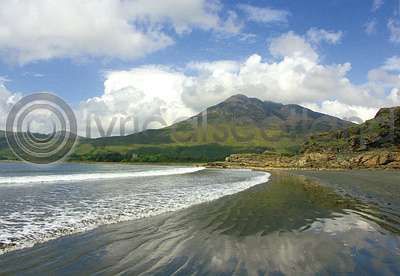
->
0;167;205;185
0;170;270;255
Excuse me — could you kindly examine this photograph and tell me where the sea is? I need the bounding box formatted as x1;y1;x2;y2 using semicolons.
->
0;162;269;254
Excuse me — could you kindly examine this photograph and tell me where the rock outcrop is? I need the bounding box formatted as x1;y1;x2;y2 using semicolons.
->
208;150;400;170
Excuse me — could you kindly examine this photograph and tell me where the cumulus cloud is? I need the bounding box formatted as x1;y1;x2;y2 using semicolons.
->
238;4;289;24
367;56;400;99
269;31;319;62
0;0;239;64
303;101;378;124
180;52;380;121
368;68;400;88
180;32;399;122
382;56;400;71
2;31;400;136
78;66;193;137
388;18;400;43
73;33;400;135
306;28;343;45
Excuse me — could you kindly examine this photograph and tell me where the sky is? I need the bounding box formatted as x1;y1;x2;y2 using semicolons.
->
0;0;400;136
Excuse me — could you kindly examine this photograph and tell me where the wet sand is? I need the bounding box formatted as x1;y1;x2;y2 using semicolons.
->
292;170;400;210
1;171;399;275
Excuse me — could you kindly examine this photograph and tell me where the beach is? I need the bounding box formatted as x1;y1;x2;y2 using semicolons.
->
0;169;399;275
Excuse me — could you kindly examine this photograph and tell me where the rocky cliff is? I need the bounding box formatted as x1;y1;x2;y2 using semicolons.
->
208;150;400;170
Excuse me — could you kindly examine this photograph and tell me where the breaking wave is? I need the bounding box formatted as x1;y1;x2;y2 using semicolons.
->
0;170;270;254
0;167;206;185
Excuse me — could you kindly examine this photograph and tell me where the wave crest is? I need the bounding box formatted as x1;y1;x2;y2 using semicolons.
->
0;167;206;185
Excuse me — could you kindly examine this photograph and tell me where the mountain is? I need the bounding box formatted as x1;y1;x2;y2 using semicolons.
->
88;94;353;146
72;94;353;162
303;106;400;153
0;95;355;163
3;95;397;165
191;94;353;133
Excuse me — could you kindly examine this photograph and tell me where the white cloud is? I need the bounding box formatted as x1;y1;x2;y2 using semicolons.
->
123;0;222;33
306;28;343;45
0;84;20;130
78;66;193;137
220;11;244;34
388;18;400;43
388;88;400;103
269;31;319;62
367;56;400;95
180;52;378;120
238;4;289;24
364;20;378;35
238;33;257;43
368;68;400;88
74;32;400;133
0;76;11;84
0;0;238;64
3;31;400;135
372;0;384;11
180;32;399;122
303;101;378;123
382;56;400;71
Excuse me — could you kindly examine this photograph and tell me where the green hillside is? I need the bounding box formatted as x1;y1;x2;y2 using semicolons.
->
71;94;354;162
303;106;400;153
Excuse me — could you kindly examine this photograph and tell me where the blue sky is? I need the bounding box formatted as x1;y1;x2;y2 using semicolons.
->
0;0;399;135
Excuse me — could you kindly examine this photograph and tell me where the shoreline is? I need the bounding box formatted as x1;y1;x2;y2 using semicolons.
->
0;163;399;259
205;162;400;172
1;157;400;171
0;165;269;256
1;169;399;274
0;159;203;167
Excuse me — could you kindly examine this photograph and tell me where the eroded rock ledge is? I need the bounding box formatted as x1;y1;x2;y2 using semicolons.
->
207;150;400;170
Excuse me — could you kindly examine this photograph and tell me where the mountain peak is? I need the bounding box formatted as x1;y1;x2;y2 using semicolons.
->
204;94;353;135
225;94;252;102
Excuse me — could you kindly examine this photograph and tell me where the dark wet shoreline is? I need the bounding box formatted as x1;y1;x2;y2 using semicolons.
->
292;170;400;207
1;171;400;275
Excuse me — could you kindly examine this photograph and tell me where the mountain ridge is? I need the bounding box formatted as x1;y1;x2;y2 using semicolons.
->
83;94;353;147
0;94;357;162
70;94;354;162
